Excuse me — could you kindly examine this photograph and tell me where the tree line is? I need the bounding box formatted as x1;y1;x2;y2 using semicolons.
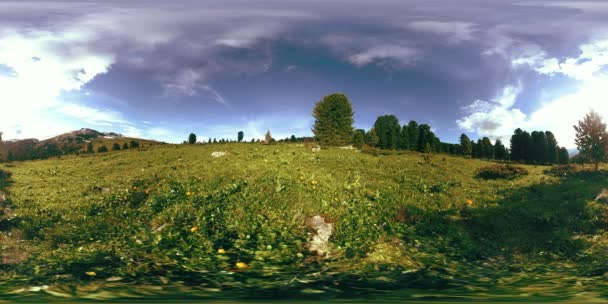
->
312;93;572;164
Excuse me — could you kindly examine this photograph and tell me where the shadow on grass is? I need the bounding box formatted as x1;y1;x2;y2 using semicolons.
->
0;169;12;192
464;170;608;258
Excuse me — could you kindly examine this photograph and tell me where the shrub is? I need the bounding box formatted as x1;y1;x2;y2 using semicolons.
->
545;164;578;177
476;164;529;180
360;144;379;156
97;145;109;153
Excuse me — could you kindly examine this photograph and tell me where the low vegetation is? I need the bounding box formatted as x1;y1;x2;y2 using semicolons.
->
0;143;607;301
476;164;529;180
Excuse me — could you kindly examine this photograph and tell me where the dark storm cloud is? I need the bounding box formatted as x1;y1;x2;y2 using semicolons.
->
1;0;607;143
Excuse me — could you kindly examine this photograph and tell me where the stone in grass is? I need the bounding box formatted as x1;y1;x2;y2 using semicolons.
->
595;189;608;203
211;151;227;158
311;146;321;153
306;215;334;257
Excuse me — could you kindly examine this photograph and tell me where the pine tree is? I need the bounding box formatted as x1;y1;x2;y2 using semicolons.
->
407;121;419;151
352;129;366;147
86;142;94;154
112;143;121;151
574;110;608;170
373;115;401;149
545;131;559;164
399;125;410;150
494;139;506;160
312;93;355;146
365;128;380;146
188;133;197;144
97;145;108;153
264;130;273;145
460;133;472;158
122;142;129;150
558;147;569;164
417;124;432;152
238;131;244;142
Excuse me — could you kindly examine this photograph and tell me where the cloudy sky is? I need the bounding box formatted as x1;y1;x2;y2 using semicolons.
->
1;0;608;147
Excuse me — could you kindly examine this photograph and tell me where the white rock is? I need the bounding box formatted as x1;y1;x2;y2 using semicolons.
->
339;145;356;150
211;151;227;158
311;146;321;153
306;215;334;257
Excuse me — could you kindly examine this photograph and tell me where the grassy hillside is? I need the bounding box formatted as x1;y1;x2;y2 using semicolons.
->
0;143;607;301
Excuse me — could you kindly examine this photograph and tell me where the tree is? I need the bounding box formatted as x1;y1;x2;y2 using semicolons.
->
238;131;244;142
558;147;569;164
312;93;355;146
480;137;494;160
510;128;532;163
545;131;559;164
398;125;410;150
122;142;129;150
460;134;472;158
86;142;94;153
530;131;548;164
97;145;109;153
112;143;121;151
407;121;419;151
364;128;380;146
352;129;366;148
290;135;297;142
0;131;3;160
574;110;608;170
264;130;273;145
417;124;433;152
188;133;197;144
494;139;506;161
373;115;401;149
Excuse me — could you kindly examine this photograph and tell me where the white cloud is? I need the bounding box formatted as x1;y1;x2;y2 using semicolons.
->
0;28;117;140
408;20;476;43
457;84;527;141
348;45;420;67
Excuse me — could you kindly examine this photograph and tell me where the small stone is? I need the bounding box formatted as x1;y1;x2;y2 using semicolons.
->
311;146;321;153
211;151;227;158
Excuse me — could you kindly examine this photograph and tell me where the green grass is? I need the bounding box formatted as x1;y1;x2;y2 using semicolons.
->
0;143;607;301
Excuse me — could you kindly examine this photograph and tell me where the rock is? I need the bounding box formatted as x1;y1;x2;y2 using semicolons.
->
211;151;227;158
339;145;356;150
595;189;608;203
306;215;334;257
311;146;321;153
0;191;6;204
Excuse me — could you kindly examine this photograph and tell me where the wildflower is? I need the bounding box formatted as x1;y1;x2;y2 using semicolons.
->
312;186;317;190
187;191;192;196
466;200;473;206
85;271;96;276
133;186;137;190
123;196;128;201
311;180;318;185
235;262;247;269
217;248;225;254
145;189;150;194
190;226;198;233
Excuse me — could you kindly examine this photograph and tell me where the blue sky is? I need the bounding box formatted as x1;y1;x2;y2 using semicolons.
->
1;0;608;147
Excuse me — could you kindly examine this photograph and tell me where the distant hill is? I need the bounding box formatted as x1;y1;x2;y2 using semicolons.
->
0;128;161;162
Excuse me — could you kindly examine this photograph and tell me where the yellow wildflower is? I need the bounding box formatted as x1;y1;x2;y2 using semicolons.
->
133;186;137;190
190;226;198;233
236;262;247;269
85;271;96;276
466;200;473;206
187;191;192;196
217;248;225;254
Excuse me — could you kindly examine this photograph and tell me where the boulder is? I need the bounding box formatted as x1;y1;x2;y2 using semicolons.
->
306;215;334;257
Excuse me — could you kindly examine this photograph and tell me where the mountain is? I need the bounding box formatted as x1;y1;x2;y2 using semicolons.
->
0;128;159;162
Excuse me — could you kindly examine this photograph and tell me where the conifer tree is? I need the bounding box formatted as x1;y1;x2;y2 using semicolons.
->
312;93;355;146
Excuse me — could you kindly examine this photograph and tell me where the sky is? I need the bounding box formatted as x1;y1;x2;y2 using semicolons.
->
1;0;608;147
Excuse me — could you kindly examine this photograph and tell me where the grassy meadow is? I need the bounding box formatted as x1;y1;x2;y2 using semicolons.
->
0;143;607;301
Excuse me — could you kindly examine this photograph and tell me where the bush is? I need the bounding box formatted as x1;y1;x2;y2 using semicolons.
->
545;164;578;177
360;144;379;156
476;164;529;180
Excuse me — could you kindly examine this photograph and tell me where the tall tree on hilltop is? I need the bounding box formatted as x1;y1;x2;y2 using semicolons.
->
407;121;419;151
188;133;197;144
312;93;355;146
574;110;608;171
460;133;472;158
399;125;410;150
238;131;244;142
373;115;401;149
